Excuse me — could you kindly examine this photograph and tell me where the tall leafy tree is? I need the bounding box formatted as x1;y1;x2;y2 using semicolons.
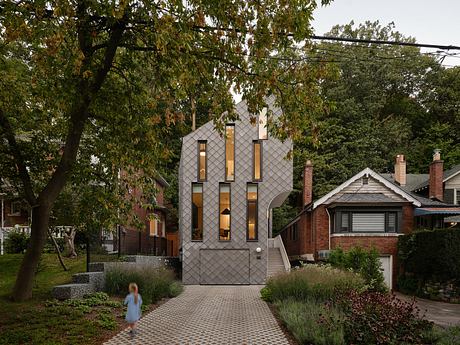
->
0;0;332;300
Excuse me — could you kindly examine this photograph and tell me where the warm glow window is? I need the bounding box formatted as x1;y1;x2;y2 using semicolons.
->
253;141;262;181
247;184;258;241
258;108;268;140
198;141;207;181
219;184;231;240
149;218;158;237
192;184;203;241
225;125;235;181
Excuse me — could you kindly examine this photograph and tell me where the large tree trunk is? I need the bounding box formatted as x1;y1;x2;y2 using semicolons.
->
12;204;51;301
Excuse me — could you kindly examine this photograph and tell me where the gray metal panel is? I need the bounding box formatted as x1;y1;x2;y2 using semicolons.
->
200;249;250;284
180;98;293;285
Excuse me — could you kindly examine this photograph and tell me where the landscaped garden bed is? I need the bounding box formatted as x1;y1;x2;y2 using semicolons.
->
0;254;182;345
263;263;458;344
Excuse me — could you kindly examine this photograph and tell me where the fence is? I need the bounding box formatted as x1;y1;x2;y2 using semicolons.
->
0;226;74;255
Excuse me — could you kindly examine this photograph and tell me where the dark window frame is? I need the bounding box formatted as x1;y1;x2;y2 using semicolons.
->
219;183;232;241
224;124;235;182
191;183;204;241
246;183;258;241
333;208;402;234
252;140;263;182
197;140;207;182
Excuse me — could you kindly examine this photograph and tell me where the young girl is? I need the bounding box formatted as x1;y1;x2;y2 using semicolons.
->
124;283;142;336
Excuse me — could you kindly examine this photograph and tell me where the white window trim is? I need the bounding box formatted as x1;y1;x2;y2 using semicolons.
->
9;201;21;216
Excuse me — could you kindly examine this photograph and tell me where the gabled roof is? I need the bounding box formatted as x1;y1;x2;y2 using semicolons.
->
313;168;421;209
411;164;460;192
380;173;429;193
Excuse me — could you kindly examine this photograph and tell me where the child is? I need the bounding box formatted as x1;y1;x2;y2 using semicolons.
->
124;283;142;337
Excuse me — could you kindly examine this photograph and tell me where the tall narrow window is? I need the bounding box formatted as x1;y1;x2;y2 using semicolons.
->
258;108;268;140
198;141;207;181
192;183;203;241
219;184;231;240
247;184;258;241
253;141;262;181
225;125;235;181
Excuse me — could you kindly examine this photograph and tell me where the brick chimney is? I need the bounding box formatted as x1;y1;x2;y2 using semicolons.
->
394;154;406;186
429;149;444;201
303;160;313;206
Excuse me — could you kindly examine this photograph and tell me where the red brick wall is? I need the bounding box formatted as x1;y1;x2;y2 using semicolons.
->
1;200;29;227
313;205;330;254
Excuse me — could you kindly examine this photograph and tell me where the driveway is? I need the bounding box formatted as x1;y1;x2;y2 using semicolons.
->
396;292;460;327
104;285;290;345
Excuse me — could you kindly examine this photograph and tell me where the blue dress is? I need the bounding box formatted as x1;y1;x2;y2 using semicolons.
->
124;293;142;323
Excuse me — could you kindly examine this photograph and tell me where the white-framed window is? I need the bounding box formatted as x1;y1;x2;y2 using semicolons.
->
455;188;460;205
9;201;21;216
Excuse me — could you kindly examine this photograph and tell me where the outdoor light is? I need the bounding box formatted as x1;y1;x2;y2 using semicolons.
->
256;247;262;253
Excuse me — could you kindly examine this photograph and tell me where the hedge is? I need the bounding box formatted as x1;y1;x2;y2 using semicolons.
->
398;229;460;283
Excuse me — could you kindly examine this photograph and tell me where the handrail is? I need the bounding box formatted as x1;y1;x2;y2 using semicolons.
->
274;235;291;272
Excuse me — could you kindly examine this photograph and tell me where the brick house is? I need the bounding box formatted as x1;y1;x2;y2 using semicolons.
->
281;151;460;289
117;175;179;256
179;98;293;285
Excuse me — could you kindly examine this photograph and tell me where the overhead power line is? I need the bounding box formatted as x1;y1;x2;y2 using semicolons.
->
309;35;460;51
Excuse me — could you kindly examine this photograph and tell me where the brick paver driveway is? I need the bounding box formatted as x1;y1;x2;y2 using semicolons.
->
104;285;290;345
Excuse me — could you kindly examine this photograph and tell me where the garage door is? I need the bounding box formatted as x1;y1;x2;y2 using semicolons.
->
200;249;250;284
378;256;392;289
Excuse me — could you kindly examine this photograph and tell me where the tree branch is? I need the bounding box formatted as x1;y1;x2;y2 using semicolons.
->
0;108;37;206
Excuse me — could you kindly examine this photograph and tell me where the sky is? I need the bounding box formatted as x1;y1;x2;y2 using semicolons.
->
312;0;460;67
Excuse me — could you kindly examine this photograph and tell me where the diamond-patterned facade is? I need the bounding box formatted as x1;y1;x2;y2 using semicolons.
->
179;98;293;284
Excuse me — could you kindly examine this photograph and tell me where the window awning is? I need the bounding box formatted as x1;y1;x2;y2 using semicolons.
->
415;207;460;216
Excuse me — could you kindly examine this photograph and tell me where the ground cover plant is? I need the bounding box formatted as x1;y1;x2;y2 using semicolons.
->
0;254;181;345
263;264;437;345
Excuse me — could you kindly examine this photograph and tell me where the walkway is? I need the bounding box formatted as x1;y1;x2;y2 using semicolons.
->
104;285;290;345
396;292;460;327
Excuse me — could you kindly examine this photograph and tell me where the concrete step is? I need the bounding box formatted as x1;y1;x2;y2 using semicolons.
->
72;272;105;291
52;283;94;300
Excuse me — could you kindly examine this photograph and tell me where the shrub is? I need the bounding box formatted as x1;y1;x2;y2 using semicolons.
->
266;265;365;303
328;247;387;292
104;264;181;304
336;291;433;345
260;286;272;302
275;299;345;345
399;229;460;283
5;231;29;253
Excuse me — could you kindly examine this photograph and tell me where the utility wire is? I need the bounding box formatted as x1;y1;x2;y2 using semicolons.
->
309;35;460;51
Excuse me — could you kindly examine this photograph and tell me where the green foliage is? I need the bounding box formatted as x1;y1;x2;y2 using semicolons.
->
275;299;345;345
398;229;460;284
336;291;434;345
104;264;181;304
272;202;298;235
328;247;387;292
4;232;29;254
260;286;273;302
265;265;365;303
96;312;117;330
427;326;460;345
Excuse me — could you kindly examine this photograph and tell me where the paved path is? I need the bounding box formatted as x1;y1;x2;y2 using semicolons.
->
396;292;460;327
104;285;290;345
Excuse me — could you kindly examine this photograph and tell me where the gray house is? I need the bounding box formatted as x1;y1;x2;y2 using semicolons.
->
179;99;292;285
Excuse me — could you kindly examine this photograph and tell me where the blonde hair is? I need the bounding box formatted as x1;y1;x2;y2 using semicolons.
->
129;283;139;304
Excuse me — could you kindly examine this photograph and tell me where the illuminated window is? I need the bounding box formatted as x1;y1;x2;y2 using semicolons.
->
253;141;262;181
258;108;268;140
192;183;203;241
219;184;231;240
149;218;158;236
225;125;235;181
198;141;207;181
247;184;258;241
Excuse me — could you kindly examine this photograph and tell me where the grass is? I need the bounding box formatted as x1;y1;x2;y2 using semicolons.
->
0;253;175;345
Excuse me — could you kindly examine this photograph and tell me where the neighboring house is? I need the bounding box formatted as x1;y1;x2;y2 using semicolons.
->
0;180;30;229
116;175;179;256
281;151;460;289
179;98;293;285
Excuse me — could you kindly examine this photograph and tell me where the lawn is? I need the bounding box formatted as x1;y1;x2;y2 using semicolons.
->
0;254;138;345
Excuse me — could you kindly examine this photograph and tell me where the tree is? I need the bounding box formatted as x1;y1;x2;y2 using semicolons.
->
0;0;331;301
